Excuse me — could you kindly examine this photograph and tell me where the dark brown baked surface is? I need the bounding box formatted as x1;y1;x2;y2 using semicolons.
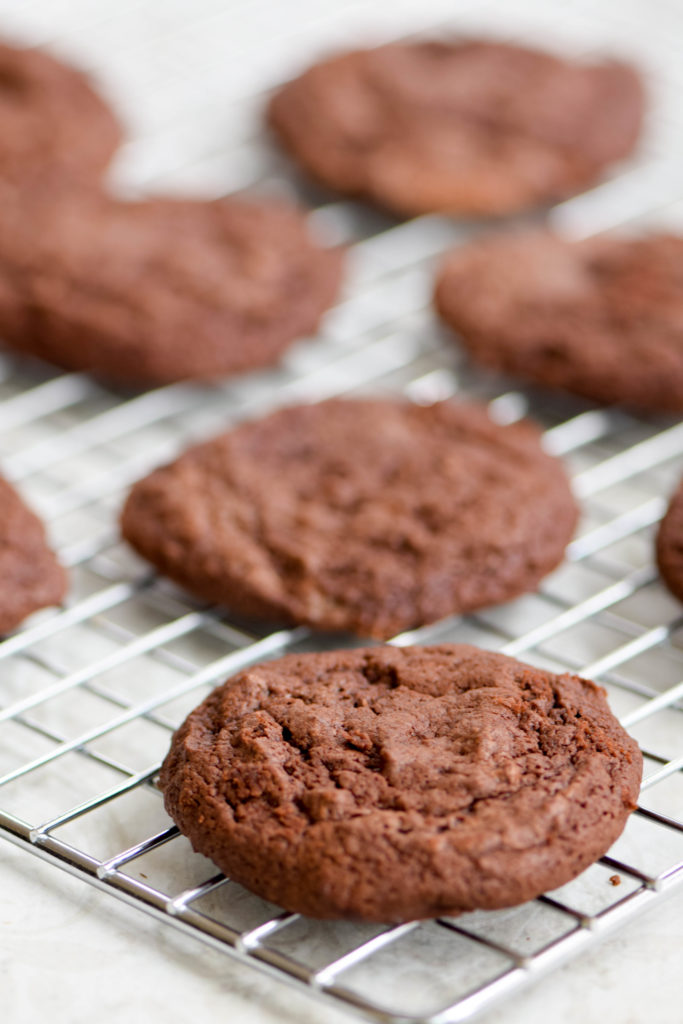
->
267;40;644;217
436;231;683;411
0;474;66;633
656;481;683;601
121;398;577;638
0;180;344;385
159;643;642;922
0;39;120;181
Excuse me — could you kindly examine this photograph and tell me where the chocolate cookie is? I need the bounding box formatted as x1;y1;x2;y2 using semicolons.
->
0;475;66;633
121;399;577;638
267;40;644;218
656;481;683;602
0;40;121;181
436;231;683;411
160;643;642;922
0;179;343;385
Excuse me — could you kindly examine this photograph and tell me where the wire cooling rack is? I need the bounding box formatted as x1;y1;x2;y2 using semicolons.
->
3;1;683;1022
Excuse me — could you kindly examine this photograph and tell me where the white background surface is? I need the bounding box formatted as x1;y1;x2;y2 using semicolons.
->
3;840;683;1024
1;1;683;1022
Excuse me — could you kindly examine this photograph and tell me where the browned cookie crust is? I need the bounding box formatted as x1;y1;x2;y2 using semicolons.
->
656;481;683;602
0;475;66;633
436;231;683;412
267;40;644;218
0;180;344;385
121;399;577;638
0;40;121;181
160;644;642;922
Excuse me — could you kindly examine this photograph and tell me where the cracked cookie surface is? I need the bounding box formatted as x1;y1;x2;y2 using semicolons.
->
121;398;577;638
160;644;642;922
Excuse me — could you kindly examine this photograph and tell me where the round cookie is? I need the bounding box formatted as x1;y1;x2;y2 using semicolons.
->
159;643;642;922
0;179;344;385
267;40;644;218
656;481;683;602
0;475;66;633
436;231;683;412
0;40;121;181
121;398;578;638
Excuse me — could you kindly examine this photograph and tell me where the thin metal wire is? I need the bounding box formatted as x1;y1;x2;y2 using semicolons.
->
2;2;683;1023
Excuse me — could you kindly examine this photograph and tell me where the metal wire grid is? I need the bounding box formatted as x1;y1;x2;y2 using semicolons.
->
2;1;683;1022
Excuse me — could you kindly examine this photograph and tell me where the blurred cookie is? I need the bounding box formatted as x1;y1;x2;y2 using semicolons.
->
121;398;577;638
268;40;644;217
657;481;683;602
0;39;121;181
436;231;683;411
0;475;66;633
0;181;344;385
160;643;642;922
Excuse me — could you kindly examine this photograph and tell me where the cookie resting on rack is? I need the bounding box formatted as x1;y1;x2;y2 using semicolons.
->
267;39;644;218
120;398;578;638
0;178;344;386
656;480;683;603
0;39;121;182
435;231;683;412
160;644;642;922
0;474;66;634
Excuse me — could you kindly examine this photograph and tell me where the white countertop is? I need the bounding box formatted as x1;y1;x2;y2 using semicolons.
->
3;842;683;1024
